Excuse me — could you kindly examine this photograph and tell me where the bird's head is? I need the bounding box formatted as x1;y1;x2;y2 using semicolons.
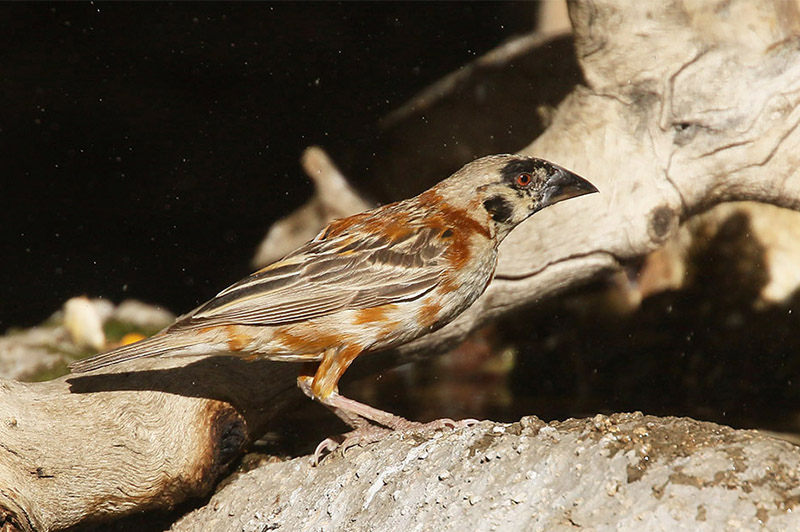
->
446;154;598;240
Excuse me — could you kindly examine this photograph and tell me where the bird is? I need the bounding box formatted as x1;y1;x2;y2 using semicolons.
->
70;154;597;453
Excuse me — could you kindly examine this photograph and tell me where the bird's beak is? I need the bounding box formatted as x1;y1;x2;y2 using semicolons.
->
538;167;598;210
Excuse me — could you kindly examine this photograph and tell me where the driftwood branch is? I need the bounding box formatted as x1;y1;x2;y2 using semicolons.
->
0;356;303;531
2;0;800;530
397;0;800;356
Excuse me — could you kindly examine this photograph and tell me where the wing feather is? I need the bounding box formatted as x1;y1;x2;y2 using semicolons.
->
182;224;447;328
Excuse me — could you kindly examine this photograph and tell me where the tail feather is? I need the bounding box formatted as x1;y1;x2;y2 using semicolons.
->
69;335;176;373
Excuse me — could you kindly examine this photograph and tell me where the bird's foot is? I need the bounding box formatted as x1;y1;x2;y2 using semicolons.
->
312;425;393;465
398;417;481;432
298;376;479;464
311;417;480;465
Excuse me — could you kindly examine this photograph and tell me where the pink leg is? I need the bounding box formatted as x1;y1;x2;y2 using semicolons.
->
297;375;478;464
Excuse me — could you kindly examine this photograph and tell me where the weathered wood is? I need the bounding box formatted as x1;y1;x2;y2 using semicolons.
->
2;0;800;530
0;357;301;531
397;0;800;356
172;414;800;532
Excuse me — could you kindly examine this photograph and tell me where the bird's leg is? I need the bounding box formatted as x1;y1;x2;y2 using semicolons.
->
297;347;476;464
297;351;392;463
299;346;416;429
297;372;392;464
298;346;409;463
296;374;414;430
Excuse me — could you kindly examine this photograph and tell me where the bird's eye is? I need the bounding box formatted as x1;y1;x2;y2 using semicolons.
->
516;173;532;187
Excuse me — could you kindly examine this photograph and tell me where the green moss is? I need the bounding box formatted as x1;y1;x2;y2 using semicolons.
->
102;318;161;343
29;360;72;383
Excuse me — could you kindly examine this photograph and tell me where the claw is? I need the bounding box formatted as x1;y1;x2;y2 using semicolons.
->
310;417;481;466
312;435;344;466
395;417;481;433
311;425;393;466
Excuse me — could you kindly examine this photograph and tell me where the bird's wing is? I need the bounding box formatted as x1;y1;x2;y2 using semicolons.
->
179;225;449;328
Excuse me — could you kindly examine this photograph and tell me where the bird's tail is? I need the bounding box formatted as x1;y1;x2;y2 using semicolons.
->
69;334;178;373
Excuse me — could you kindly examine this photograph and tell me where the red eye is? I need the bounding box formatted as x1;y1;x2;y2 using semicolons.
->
516;173;532;187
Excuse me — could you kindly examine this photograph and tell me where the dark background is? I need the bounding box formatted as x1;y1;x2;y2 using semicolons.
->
5;3;798;441
2;2;535;331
